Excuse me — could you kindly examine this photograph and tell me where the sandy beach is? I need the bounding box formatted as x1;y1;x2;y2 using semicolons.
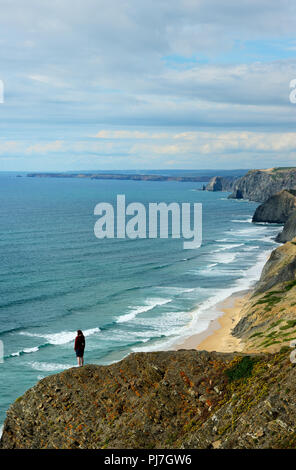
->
173;290;251;353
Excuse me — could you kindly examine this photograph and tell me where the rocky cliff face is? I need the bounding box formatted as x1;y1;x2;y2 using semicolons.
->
254;239;296;294
276;211;296;243
1;349;296;449
206;176;237;192
252;190;296;223
232;238;296;353
229;168;296;202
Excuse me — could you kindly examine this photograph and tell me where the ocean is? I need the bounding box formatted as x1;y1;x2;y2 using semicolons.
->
0;171;281;426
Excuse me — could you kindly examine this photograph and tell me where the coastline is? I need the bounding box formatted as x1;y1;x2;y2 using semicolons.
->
170;245;277;355
173;289;251;353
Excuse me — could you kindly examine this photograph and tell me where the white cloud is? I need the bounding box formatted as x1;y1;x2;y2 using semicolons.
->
0;0;296;170
0;141;21;153
93;130;296;155
25;140;64;154
94;130;171;140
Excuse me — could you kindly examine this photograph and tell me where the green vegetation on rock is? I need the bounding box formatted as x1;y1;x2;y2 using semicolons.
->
225;356;255;382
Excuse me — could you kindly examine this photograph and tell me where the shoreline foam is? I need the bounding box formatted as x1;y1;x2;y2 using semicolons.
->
133;246;275;355
173;289;250;352
165;246;274;354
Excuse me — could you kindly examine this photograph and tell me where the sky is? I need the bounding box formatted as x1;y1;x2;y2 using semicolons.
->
1;0;296;171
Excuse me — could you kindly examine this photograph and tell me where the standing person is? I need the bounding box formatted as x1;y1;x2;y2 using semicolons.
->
74;330;85;367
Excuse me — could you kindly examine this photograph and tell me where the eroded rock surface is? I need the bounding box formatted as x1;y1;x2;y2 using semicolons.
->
1;349;296;449
252;190;296;224
229;168;296;202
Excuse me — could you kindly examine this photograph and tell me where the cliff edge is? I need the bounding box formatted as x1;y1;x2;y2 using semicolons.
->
1;349;295;449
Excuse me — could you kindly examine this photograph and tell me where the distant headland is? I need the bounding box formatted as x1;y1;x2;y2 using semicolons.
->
26;172;212;183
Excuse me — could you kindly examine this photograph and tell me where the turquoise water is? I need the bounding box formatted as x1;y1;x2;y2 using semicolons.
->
0;173;281;425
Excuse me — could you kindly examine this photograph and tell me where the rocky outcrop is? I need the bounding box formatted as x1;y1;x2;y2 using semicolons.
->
252;190;296;224
206;176;237;192
276;211;296;243
229;168;296;202
1;348;296;449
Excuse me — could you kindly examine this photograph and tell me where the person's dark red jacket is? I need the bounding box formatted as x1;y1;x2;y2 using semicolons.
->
74;334;85;352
